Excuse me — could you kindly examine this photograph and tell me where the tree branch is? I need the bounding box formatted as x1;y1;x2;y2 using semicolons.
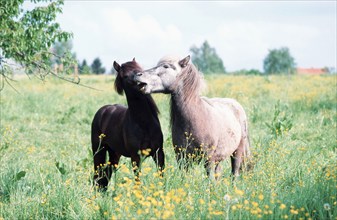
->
11;52;103;91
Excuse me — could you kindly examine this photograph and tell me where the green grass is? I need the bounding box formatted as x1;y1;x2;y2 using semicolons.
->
0;74;336;219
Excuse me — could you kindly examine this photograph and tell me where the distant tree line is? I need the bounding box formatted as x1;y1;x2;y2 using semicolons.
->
190;41;226;74
50;39;299;76
190;41;297;75
50;41;107;74
78;58;106;74
263;47;296;74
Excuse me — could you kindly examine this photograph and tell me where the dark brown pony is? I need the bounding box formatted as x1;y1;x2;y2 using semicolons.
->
91;59;164;190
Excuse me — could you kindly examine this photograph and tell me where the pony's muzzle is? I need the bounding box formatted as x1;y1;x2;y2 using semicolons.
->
134;73;150;94
134;80;147;93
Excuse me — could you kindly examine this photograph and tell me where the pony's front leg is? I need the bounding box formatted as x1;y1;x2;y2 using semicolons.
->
214;162;223;180
151;148;165;176
204;160;215;180
205;160;223;180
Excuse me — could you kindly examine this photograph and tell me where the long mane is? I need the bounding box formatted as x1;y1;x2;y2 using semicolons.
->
176;62;204;102
170;61;205;127
146;94;160;116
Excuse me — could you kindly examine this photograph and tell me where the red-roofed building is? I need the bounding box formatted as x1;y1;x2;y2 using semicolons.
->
296;68;327;75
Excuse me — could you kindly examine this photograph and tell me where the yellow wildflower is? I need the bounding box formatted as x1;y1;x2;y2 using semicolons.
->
141;148;151;156
199;199;205;204
235;188;245;196
210;211;224;215
280;204;286;210
99;133;106;139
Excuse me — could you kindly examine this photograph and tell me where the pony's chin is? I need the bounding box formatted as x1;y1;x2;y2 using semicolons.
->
150;88;171;94
140;86;152;94
138;84;169;94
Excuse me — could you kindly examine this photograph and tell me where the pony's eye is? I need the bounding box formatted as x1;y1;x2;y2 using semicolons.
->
163;64;170;69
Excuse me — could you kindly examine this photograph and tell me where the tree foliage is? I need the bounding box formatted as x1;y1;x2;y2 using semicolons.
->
234;69;262;75
91;58;105;74
0;0;76;90
263;47;296;74
78;59;91;74
50;40;75;65
190;41;226;74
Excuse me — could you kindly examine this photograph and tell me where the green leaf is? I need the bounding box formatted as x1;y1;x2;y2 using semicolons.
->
55;162;67;175
15;171;26;181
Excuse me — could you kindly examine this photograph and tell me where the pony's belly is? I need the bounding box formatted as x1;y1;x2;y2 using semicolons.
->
103;137;131;157
172;124;241;159
212;124;242;158
215;136;241;158
202;113;242;160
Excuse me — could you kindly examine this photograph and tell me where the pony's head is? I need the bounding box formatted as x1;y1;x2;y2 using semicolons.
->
113;58;143;95
134;55;191;94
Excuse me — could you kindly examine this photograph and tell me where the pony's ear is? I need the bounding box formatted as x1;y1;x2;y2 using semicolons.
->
114;73;124;95
113;61;124;95
132;57;136;62
113;61;121;72
179;55;190;68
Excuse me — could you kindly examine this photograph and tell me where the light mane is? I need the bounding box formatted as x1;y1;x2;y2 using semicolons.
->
168;58;206;127
175;62;204;103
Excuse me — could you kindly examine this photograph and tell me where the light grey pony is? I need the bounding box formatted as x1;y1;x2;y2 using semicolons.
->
134;55;251;179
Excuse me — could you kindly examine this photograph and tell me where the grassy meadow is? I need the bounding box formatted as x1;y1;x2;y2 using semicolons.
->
0;74;336;219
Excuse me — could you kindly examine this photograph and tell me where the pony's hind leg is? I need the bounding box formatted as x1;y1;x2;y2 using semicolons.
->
242;135;253;172
93;145;109;190
230;149;244;178
107;150;121;183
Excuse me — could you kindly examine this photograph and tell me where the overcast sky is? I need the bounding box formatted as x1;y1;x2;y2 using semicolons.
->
25;1;337;72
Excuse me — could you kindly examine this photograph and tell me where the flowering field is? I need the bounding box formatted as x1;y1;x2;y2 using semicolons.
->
0;74;336;219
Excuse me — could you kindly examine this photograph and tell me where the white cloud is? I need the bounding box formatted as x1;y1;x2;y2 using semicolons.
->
100;8;183;69
106;10;180;42
57;5;183;70
208;21;321;71
54;1;335;72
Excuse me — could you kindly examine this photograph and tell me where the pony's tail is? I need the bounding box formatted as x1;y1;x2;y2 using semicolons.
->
242;125;254;172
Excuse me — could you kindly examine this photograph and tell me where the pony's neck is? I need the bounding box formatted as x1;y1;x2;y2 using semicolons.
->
170;92;202;127
125;89;159;125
